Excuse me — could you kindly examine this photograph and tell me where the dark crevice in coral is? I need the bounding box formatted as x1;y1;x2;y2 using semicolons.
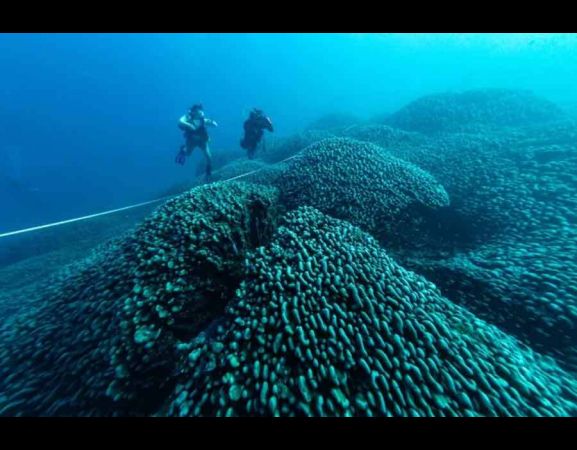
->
169;287;234;343
246;196;281;249
135;191;284;413
169;194;282;341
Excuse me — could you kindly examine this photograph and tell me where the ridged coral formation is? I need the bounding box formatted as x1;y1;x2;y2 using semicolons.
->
0;182;280;416
401;235;577;369
161;207;577;417
383;130;577;242
274;137;449;241
382;128;577;363
387;89;567;134
339;93;577;369
1;89;576;417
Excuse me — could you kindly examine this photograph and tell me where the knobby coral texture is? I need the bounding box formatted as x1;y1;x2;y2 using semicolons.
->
1;89;577;416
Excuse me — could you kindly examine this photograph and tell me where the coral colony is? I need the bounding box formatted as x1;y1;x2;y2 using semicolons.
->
1;89;577;416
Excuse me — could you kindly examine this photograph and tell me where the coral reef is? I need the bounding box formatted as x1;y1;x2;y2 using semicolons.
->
341;96;577;367
1;89;577;417
161;207;577;417
0;182;280;416
274;137;449;242
0;205;155;268
400;234;577;369
387;89;567;134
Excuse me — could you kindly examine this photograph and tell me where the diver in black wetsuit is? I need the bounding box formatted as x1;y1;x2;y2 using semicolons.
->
240;108;273;160
175;104;218;178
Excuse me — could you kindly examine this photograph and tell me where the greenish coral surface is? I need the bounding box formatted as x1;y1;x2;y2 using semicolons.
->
2;89;577;417
274;137;449;240
0;182;280;416
386;89;567;133
161;207;577;417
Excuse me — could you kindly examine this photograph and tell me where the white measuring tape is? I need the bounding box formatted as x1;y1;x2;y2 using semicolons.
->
0;154;299;239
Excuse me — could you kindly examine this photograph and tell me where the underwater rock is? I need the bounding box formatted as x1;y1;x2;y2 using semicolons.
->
160;207;577;417
386;89;567;134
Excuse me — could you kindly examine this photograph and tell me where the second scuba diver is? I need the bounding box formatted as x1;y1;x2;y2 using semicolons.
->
240;108;273;159
175;104;218;178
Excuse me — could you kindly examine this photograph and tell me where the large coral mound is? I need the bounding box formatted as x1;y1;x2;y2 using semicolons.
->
400;228;577;370
0;182;280;416
161;207;577;417
352;124;577;244
387;89;567;134
352;117;577;366
275;137;449;241
2;90;577;418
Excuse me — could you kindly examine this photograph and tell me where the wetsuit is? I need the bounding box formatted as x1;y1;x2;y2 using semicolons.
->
241;114;273;159
177;113;216;176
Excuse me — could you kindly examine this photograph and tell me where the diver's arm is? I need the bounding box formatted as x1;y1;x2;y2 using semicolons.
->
205;118;218;127
179;115;197;131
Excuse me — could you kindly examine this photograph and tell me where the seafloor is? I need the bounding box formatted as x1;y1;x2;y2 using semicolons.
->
1;88;576;417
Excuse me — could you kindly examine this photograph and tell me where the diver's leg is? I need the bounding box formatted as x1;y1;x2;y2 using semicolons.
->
247;144;255;160
185;138;195;156
202;142;212;177
176;144;187;164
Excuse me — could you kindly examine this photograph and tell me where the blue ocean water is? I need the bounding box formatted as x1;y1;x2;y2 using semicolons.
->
1;33;577;417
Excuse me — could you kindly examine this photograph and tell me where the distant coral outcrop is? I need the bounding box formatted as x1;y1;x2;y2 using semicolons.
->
386;89;567;133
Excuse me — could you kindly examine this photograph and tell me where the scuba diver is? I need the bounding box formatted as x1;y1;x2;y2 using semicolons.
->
175;104;218;178
240;108;273;159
